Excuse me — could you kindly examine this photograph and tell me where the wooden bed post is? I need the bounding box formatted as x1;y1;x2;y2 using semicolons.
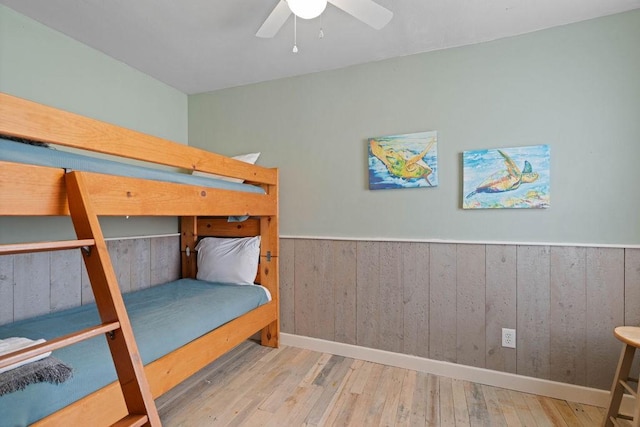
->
181;216;197;279
260;176;279;348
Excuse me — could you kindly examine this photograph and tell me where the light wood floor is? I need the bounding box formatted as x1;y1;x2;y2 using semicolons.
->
156;340;606;426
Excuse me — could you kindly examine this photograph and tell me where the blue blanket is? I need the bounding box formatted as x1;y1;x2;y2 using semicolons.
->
0;279;270;426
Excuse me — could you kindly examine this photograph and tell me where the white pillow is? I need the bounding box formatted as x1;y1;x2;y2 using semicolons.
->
195;236;260;284
192;152;260;183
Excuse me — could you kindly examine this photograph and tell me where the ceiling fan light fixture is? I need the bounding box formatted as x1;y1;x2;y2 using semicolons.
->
287;0;327;20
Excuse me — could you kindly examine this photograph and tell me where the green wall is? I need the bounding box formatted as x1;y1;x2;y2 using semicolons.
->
0;5;188;243
189;10;640;245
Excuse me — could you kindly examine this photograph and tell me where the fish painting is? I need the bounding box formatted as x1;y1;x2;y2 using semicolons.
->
463;145;550;209
368;131;438;190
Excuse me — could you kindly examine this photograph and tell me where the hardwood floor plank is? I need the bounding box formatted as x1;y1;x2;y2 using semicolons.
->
317;360;362;426
567;402;600;426
347;362;384;426
258;349;321;413
521;393;555;427
300;352;332;387
395;370;417;426
438;376;456;427
409;371;429;427
425;374;440;426
551;398;582;426
494;388;523;427
267;385;324;427
507;390;539;427
452;378;472;427
304;356;355;426
378;366;405;426
537;396;571;427
349;359;374;394
580;403;606;425
481;385;507;426
464;381;491;426
159;342;606;427
363;365;395;426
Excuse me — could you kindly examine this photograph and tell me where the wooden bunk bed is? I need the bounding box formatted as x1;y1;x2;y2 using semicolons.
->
0;93;279;426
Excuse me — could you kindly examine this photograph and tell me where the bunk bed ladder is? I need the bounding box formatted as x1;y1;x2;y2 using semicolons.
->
63;171;161;427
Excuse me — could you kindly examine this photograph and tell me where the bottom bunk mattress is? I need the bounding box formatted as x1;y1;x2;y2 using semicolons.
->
0;278;271;426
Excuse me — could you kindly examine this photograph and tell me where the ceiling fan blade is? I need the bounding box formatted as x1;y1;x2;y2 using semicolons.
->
329;0;393;30
256;0;292;38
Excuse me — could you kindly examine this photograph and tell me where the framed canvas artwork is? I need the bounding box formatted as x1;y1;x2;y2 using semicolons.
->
463;144;550;209
368;131;438;190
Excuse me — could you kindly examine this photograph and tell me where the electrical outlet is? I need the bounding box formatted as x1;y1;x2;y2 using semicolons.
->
502;328;516;348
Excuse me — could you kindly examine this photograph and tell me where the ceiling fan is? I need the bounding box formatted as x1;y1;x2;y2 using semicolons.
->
256;0;393;38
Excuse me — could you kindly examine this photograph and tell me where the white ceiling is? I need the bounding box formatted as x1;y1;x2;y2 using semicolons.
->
2;0;639;94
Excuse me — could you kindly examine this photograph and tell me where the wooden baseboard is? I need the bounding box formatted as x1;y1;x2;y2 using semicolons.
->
281;333;634;413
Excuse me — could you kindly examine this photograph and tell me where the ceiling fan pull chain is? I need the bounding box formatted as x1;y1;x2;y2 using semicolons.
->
293;15;299;53
319;14;324;39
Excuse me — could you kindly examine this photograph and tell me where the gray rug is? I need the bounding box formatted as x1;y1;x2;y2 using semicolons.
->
0;357;72;396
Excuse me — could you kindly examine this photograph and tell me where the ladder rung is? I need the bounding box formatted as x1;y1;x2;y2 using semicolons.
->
619;379;638;397
616;413;634;421
111;414;149;427
0;239;95;255
0;321;120;370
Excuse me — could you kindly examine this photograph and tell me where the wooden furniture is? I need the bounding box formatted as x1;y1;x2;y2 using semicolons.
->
603;326;640;427
0;93;279;426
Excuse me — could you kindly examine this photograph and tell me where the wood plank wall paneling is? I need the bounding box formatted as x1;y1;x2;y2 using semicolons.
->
624;248;640;380
14;252;50;321
279;239;295;334
282;238;640;391
131;238;151;292
151;236;181;286
379;242;403;353
0;235;180;326
550;246;587;386
626;248;640;325
586;247;624;389
0;255;14;324
485;245;516;374
429;244;457;363
456;244;486;369
402;242;429;358
516;245;551;380
295;239;334;341
356;241;381;350
50;249;82;312
332;241;357;345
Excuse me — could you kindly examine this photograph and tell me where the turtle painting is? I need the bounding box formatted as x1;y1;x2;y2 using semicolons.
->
368;131;438;190
370;137;436;185
463;145;550;209
465;150;539;198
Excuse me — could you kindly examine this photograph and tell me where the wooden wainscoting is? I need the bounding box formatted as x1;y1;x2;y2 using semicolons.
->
279;238;640;391
0;235;180;325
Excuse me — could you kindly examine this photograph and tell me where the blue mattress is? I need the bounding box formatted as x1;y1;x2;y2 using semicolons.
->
0;138;264;194
0;279;270;426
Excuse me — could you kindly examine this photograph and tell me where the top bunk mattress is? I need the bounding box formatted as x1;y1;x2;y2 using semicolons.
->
0;138;264;194
0;279;271;426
